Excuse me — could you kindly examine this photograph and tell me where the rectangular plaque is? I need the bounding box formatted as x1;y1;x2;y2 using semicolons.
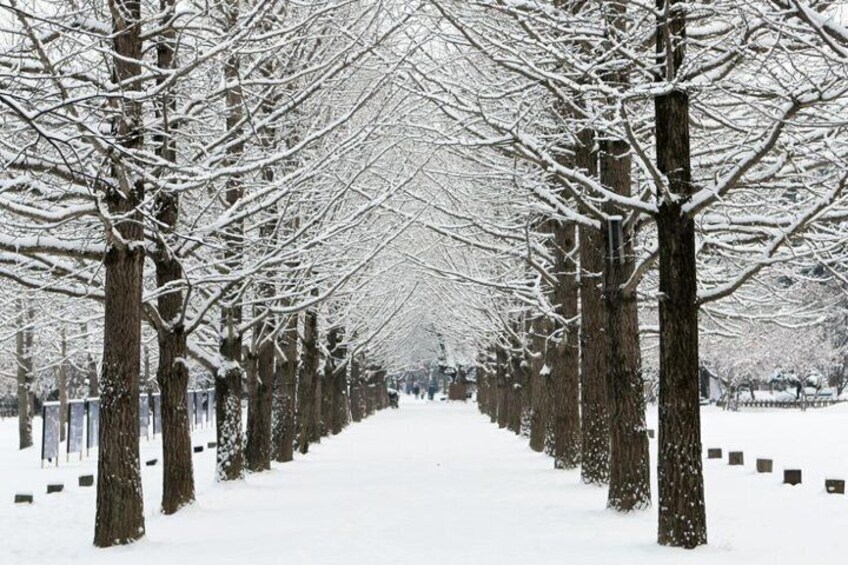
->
139;394;150;439
152;393;162;435
66;401;85;456
86;398;100;451
41;402;61;464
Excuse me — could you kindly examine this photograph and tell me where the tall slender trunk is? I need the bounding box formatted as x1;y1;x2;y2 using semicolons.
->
246;335;273;472
59;328;68;443
94;0;146;546
215;0;246;482
16;301;33;450
602;139;651;511
298;306;319;453
655;0;706;548
528;317;550;452
273;314;298;462
349;357;363;423
327;327;348;435
495;345;509;429
576;128;610;484
551;221;581;469
152;0;194;513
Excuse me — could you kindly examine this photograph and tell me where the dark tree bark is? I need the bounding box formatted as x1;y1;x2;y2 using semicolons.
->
215;0;246;483
59;328;68;443
16;301;34;450
246;335;274;472
87;350;99;399
528;318;549;452
349;357;363;423
326;327;349;435
550;220;581;469
655;0;707;548
495;345;509;429
297;306;319;453
94;0;146;546
601;139;651;511
152;0;194;513
272;314;298;462
575;129;610;485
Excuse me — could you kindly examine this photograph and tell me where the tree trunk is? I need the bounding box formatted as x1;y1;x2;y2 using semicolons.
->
496;345;509;429
529;315;553;452
273;314;298;462
215;0;246;483
349;357;363;423
59;328;68;443
576;129;610;485
94;0;146;546
655;0;707;547
298;306;319;453
152;0;194;512
246;336;273;472
16;302;33;450
551;221;581;469
156;310;194;514
602;139;651;511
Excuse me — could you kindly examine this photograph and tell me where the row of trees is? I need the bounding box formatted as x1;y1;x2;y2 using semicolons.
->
1;0;847;552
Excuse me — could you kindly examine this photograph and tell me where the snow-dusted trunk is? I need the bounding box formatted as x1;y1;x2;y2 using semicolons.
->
273;314;298;462
216;14;246;480
326;327;348;435
59;328;68;443
655;0;706;548
349;357;363;423
152;0;194;513
576;129;610;485
496;345;509;429
16;302;33;450
246;329;273;472
551;221;581;469
529;317;550;452
94;0;146;546
602;139;651;511
297;306;319;453
87;351;99;399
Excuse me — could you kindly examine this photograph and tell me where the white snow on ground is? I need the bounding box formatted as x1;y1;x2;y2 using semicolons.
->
1;399;846;565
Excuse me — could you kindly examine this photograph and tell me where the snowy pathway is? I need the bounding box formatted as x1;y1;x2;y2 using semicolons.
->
2;400;847;564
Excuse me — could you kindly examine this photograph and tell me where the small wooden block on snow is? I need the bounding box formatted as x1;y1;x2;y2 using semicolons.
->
78;475;94;487
145;459;158;466
46;484;64;494
707;448;722;459
193;446;204;453
756;459;773;473
14;494;33;504
784;469;802;485
825;479;845;494
729;452;744;466
207;441;217;448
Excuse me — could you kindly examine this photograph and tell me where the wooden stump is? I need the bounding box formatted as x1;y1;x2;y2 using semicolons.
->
707;448;722;459
78;475;94;487
825;479;845;494
729;451;744;466
784;469;802;485
14;494;33;504
756;459;773;473
46;484;64;494
145;458;158;466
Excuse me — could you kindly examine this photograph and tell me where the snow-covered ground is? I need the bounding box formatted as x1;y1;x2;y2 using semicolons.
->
1;399;846;564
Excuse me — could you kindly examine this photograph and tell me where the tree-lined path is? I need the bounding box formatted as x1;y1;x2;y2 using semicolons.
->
4;398;846;565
